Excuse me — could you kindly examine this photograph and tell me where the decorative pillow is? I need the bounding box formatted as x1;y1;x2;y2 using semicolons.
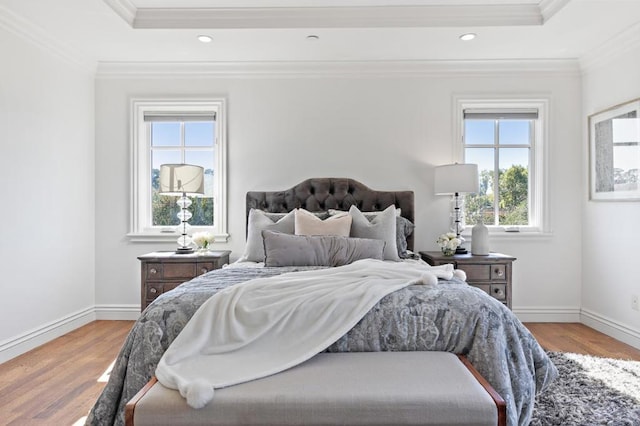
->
262;230;385;267
328;206;413;258
295;208;352;237
361;213;414;259
395;216;415;258
348;205;400;261
240;209;296;262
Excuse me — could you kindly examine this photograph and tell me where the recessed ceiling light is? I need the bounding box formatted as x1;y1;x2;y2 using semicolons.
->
306;35;320;41
197;35;213;43
459;33;476;41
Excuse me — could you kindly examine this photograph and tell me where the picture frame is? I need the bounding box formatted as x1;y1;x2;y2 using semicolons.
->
589;98;640;201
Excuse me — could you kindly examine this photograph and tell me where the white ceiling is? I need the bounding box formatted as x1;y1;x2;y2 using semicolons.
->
0;0;639;66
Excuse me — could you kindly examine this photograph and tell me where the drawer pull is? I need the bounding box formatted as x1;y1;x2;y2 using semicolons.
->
493;288;504;297
494;268;504;277
149;268;158;275
201;268;209;274
150;288;157;294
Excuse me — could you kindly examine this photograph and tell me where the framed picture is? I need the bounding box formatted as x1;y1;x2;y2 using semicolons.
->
589;98;640;201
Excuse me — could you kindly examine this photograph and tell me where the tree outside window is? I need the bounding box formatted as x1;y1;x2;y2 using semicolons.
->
463;115;533;227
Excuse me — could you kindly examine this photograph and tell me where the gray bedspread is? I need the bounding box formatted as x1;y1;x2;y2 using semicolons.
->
86;263;557;426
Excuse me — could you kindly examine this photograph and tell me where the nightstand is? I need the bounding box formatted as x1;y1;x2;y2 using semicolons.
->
419;251;516;309
138;250;231;311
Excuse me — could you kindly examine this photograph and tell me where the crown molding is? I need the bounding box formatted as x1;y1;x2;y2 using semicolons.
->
0;5;96;72
103;0;137;26
96;58;580;79
539;0;571;23
103;2;546;29
580;22;640;73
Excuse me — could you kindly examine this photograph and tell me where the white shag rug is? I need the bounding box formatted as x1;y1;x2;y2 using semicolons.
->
530;351;640;426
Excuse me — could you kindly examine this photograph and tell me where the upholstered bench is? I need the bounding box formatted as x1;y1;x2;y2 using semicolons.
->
125;351;505;426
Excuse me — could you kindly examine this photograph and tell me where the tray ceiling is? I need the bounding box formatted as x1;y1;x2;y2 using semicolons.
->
0;0;638;66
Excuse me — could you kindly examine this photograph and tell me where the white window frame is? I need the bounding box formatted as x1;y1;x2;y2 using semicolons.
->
453;96;551;237
128;99;229;242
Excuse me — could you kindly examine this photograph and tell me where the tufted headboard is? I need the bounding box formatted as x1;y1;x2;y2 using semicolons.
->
246;178;415;250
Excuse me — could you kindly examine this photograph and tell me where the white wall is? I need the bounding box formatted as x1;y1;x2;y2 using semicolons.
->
94;64;583;321
0;27;96;361
581;42;640;347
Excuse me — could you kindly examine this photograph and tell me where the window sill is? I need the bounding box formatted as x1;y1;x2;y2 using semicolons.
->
461;228;552;241
127;232;230;243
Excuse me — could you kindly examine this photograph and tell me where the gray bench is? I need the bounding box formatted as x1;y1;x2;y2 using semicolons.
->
126;351;505;426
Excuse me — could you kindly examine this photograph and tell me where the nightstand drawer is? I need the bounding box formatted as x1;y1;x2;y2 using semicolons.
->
468;284;507;303
146;282;181;302
491;265;506;280
490;284;507;302
145;263;198;280
197;262;215;275
457;264;490;280
457;264;507;282
145;263;163;279
163;263;197;279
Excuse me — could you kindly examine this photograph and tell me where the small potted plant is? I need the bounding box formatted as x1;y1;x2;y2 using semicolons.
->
437;232;461;256
192;231;215;254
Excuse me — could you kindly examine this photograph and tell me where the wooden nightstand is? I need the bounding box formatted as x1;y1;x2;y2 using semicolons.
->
138;250;231;311
419;251;516;309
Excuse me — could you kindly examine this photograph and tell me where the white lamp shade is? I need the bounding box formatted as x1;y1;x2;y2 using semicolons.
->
159;164;205;195
434;163;479;195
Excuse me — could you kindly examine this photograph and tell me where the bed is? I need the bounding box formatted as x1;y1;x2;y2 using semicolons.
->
86;177;557;426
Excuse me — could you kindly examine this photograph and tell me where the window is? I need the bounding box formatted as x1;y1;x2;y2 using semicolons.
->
455;98;549;234
129;100;228;242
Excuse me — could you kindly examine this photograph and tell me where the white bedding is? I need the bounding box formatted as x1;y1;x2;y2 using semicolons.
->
155;259;457;409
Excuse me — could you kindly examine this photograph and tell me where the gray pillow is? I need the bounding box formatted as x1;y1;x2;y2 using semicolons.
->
240;209;296;262
362;214;414;259
349;205;400;261
262;230;385;267
395;216;415;258
329;207;413;259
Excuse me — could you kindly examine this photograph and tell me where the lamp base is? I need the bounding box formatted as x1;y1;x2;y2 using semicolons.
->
455;246;468;255
175;246;195;255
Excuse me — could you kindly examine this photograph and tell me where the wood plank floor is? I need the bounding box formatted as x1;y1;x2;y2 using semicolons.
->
526;322;640;360
0;321;134;426
0;321;639;425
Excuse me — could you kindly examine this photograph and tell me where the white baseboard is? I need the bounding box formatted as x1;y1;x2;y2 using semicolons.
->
580;308;640;350
2;304;636;364
94;304;141;321
0;304;141;364
0;307;96;364
513;306;581;323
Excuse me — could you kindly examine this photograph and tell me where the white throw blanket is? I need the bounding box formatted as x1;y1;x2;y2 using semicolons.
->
155;259;458;409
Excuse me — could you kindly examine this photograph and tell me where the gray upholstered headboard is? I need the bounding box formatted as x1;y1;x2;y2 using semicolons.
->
246;178;415;250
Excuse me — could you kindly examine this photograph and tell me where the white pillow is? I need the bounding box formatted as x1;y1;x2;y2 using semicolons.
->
240;209;296;262
348;205;400;261
295;208;352;237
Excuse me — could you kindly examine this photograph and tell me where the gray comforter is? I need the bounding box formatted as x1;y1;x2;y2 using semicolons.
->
86;263;557;426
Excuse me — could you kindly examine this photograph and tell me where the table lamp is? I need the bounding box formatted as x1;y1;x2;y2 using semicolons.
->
159;163;205;254
434;163;479;254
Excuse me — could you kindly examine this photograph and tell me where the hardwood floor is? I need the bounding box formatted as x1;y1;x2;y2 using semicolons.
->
526;322;640;360
0;321;134;426
0;321;638;425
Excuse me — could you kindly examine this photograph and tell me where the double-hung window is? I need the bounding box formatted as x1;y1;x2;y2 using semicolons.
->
456;98;549;234
129;99;228;242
